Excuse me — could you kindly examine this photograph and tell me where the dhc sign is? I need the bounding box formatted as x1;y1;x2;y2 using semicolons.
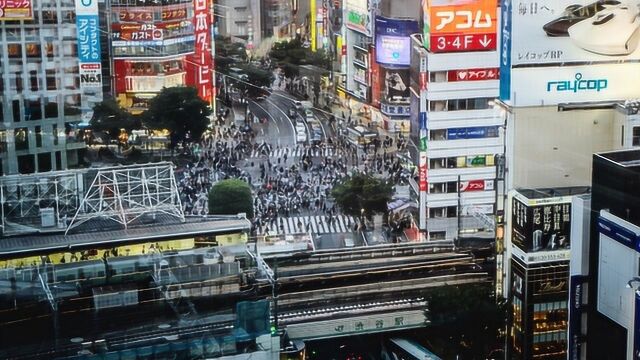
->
547;73;608;93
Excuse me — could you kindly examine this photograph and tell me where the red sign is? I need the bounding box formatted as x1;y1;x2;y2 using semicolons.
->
420;72;428;91
186;0;213;104
459;180;485;192
431;33;496;53
419;166;427;191
116;7;153;22
448;67;499;82
0;0;32;20
161;5;188;21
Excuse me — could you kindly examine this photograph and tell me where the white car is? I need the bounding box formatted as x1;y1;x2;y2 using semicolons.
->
296;131;307;143
296;124;306;133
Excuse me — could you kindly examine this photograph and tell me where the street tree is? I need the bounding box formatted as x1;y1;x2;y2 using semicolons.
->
331;173;393;218
142;86;211;145
208;179;254;219
236;65;274;96
90;97;138;140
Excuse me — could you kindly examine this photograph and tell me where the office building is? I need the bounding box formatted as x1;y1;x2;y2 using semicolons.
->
409;0;501;241
0;0;105;175
110;0;214;113
505;187;589;360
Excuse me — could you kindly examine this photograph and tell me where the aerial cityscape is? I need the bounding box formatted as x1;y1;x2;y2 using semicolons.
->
0;0;638;359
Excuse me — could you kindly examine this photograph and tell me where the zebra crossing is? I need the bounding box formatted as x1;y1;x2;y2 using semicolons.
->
257;214;356;236
250;147;336;159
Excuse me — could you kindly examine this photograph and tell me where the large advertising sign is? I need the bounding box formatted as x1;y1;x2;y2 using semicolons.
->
459;179;494;192
422;0;497;53
509;0;640;67
112;23;164;42
345;0;371;36
508;62;640;106
186;0;213;104
75;0;102;92
375;17;419;66
500;0;512;101
113;5;188;23
0;0;32;20
511;194;572;254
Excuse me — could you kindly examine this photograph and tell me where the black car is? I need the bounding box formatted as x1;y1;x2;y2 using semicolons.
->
543;0;621;37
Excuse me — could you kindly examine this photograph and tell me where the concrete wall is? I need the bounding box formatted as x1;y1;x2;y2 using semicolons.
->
379;0;421;19
507;106;617;189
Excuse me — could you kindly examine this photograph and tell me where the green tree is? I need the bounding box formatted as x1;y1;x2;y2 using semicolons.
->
142;86;211;144
331;173;393;217
90;97;137;140
236;65;274;96
208;179;254;219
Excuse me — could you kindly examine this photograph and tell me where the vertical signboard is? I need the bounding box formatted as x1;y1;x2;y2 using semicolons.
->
75;0;103;91
345;0;371;36
0;0;33;20
500;0;512;101
423;0;497;53
568;274;586;360
418;49;428;232
187;0;213;104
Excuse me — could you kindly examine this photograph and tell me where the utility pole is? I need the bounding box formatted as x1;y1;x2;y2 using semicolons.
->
457;174;462;242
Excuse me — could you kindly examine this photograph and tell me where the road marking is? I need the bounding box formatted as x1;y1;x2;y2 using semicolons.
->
249;99;279;136
265;98;296;144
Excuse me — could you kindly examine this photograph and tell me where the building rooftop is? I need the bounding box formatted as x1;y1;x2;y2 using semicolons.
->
595;149;640;169
0;215;251;259
515;186;591;200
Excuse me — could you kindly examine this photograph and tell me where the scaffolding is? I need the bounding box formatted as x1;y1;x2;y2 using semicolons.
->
66;162;184;234
0;170;84;235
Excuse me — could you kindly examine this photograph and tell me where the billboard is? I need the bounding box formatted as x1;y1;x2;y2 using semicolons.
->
508;0;640;66
113;5;188;23
459;179;494;192
0;0;32;20
186;0;213;104
447;126;497;139
507;62;640;106
511;194;572;254
375;17;419;66
422;0;497;53
112;23;164;42
345;0;371;36
75;0;102;92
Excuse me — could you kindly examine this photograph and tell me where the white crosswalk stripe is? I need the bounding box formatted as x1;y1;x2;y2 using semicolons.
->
256;215;356;236
249;147;335;159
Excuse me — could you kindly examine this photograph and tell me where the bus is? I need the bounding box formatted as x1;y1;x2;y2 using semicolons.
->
345;126;378;147
382;338;442;360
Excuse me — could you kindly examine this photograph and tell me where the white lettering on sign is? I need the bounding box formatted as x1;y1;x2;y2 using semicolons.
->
434;10;492;31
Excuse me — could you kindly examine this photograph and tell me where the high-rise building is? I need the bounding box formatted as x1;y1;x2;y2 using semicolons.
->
216;0;262;50
109;0;214;113
566;149;640;360
504;187;588;360
410;0;502;241
0;0;104;175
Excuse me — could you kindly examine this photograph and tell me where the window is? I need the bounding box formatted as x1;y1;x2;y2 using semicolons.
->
429;231;446;240
430;129;446;141
633;126;640;146
431;97;494;112
46;70;57;90
35;126;42;148
429;71;447;83
7;44;22;58
42;10;57;24
429;206;458;218
29;70;38;91
15;127;29;151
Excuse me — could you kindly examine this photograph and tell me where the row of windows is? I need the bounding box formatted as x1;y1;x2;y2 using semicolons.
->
2;71;81;93
1;96;80;123
112;41;194;57
429;154;496;169
430;127;499;141
429;97;493;112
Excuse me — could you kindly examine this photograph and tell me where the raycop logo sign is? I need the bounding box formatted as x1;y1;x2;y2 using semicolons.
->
546;73;608;93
